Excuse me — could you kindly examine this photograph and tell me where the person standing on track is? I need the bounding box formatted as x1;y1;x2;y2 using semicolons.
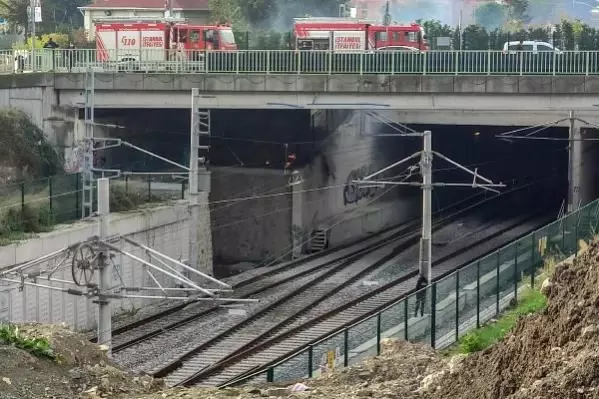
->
414;274;428;317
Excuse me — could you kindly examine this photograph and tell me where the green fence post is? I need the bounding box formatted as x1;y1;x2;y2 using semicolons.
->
430;283;437;349
147;176;152;201
125;175;129;194
48;177;53;218
455;269;460;342
403;298;408;341
266;367;274;382
496;252;500;315
514;242;519;303
343;328;349;367
181;181;186;200
376;312;382;355
20;182;25;212
561;219;566;251
75;174;80;219
307;345;314;378
476;260;480;329
575;211;580;257
531;232;536;289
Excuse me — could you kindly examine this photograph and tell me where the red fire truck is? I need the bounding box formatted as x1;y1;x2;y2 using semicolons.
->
293;17;428;51
95;18;237;70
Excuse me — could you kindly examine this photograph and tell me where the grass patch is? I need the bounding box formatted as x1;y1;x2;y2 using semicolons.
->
0;324;55;360
455;287;547;354
0;204;54;245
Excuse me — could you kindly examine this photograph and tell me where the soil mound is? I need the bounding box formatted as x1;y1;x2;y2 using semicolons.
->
0;323;163;399
421;241;599;399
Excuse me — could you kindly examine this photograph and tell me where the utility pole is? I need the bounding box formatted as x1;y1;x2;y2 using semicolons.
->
567;110;582;213
356;129;504;283
189;89;212;277
419;131;433;282
96;177;111;355
29;0;36;71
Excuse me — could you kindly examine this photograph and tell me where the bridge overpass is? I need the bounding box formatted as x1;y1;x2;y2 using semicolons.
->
2;71;599;127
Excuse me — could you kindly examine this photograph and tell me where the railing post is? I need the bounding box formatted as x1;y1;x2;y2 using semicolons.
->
297;51;301;75
495;251;501;315
48;177;53;218
343;328;349;367
376;312;382;355
20;182;25;212
359;52;363;75
328;50;332;75
430;283;437;349
552;51;556;76
235;51;240;74
266;367;274;382
307;345;314;378
422;52;427;75
531;232;536;289
454;50;459;75
487;49;491;75
519;52;523;76
403;298;408;341
266;51;270;74
476;260;480;329
455;269;460;342
390;51;395;75
585;51;589;76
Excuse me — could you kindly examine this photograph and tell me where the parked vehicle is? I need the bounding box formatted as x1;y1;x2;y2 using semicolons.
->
94;18;237;71
502;41;562;54
293;17;428;52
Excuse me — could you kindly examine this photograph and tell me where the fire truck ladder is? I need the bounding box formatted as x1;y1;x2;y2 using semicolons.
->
82;67;95;218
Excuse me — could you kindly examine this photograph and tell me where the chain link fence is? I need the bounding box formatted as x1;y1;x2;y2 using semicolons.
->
234;198;599;385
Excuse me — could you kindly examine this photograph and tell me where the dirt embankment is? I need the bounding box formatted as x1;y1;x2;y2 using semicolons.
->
5;239;599;399
0;323;162;399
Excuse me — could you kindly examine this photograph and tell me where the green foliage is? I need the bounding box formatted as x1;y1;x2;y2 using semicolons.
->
13;32;69;49
0;204;53;243
457;288;547;354
0;324;55;360
0;0;86;35
109;183;160;212
474;3;506;30
0;109;62;180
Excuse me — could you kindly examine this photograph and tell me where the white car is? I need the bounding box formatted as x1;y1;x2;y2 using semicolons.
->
502;41;563;54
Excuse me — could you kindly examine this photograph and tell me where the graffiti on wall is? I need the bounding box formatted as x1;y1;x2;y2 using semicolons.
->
343;164;381;206
64;142;85;173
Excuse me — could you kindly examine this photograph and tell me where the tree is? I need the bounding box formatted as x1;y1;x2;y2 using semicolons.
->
0;0;87;35
474;3;506;30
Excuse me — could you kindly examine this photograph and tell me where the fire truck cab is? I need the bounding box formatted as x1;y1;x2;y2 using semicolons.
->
293;17;428;52
95;18;236;71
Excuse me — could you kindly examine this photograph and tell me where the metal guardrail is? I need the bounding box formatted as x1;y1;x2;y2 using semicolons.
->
226;198;599;386
5;49;599;75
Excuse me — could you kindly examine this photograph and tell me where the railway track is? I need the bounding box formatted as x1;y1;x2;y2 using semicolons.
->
108;192;494;353
155;207;553;387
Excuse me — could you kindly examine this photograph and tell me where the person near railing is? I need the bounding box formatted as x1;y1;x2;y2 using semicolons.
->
414;274;428;317
43;37;59;71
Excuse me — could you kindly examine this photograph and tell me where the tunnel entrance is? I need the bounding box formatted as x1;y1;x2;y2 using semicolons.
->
89;109;583;276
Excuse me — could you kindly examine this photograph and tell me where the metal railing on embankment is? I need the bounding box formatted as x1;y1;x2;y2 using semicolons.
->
0;173;186;231
226;198;599;386
6;49;599;76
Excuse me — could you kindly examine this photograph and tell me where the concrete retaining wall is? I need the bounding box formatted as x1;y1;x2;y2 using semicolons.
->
0;197;211;331
300;110;417;249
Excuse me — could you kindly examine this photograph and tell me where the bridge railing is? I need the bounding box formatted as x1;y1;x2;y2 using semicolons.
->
223;199;599;387
5;49;599;75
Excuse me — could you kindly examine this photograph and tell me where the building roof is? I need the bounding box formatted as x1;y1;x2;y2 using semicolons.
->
82;0;209;10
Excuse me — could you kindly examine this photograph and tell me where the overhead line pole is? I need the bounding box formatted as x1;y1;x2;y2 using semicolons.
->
357;129;504;283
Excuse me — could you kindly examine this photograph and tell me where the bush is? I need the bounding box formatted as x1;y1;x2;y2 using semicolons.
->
459;332;485;353
0;324;55;360
0;204;53;242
